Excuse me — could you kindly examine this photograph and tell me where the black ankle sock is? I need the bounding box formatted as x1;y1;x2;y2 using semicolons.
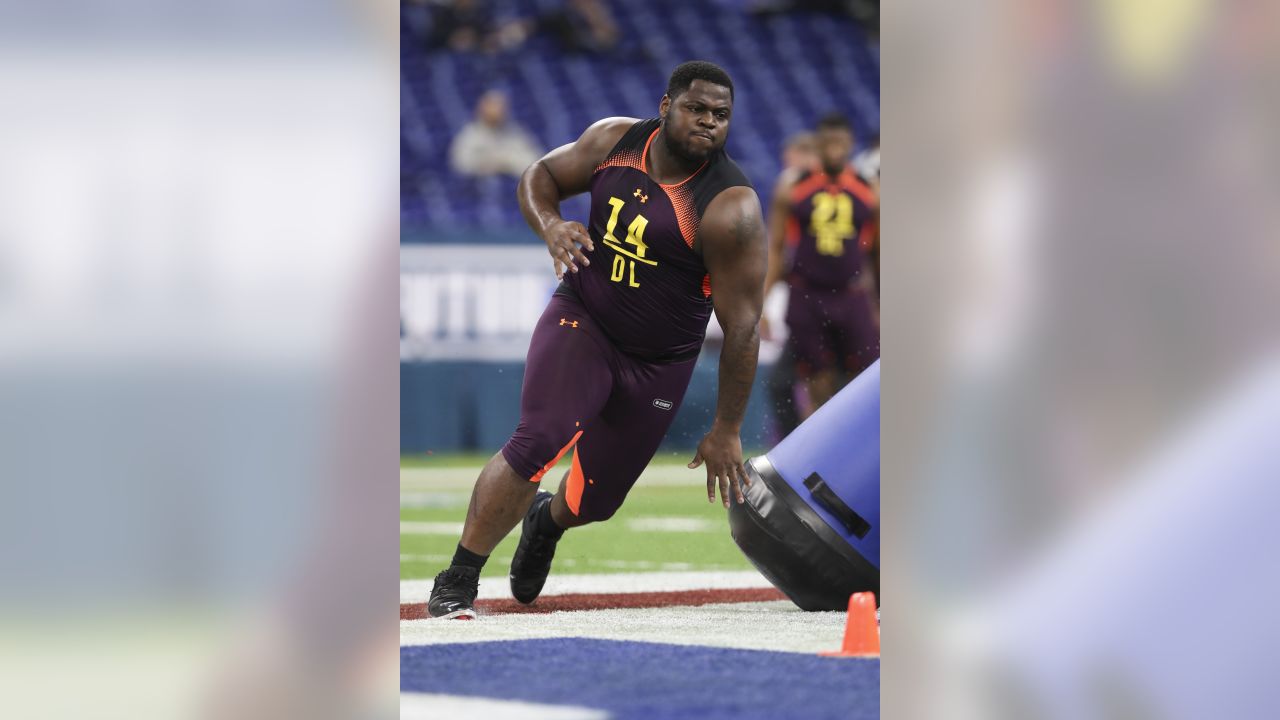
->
534;499;566;539
451;543;488;571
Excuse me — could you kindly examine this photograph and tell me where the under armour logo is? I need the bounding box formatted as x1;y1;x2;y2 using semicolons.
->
559;318;580;328
633;188;648;203
652;399;673;410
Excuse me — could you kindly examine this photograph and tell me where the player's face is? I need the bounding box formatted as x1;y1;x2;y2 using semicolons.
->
783;142;818;171
660;80;733;162
816;126;853;173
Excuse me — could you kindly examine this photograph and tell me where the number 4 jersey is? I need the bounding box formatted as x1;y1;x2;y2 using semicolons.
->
786;166;878;291
561;117;752;363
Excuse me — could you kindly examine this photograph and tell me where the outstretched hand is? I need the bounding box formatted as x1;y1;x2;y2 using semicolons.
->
544;219;594;280
688;424;750;508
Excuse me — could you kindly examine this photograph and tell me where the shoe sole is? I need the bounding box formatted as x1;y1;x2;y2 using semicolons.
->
430;608;477;620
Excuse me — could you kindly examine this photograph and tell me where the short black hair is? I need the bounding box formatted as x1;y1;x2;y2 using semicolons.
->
666;61;734;101
816;112;852;132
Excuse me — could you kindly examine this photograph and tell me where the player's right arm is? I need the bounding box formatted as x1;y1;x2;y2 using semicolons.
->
518;116;636;280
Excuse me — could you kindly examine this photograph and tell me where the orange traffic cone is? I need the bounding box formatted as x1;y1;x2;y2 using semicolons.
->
820;592;880;657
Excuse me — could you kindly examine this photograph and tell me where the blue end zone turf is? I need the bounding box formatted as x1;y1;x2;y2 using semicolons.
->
402;638;879;720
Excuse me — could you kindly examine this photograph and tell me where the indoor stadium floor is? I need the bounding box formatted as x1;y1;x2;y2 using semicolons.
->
400;454;879;718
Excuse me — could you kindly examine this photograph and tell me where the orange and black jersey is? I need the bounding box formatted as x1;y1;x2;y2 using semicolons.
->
786;167;878;290
561;118;752;362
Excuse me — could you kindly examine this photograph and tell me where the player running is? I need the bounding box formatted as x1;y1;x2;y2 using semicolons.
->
428;61;767;619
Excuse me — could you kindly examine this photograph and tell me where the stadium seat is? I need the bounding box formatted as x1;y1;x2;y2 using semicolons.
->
402;0;879;242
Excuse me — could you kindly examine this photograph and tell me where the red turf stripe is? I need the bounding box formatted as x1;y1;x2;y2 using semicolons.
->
401;587;786;620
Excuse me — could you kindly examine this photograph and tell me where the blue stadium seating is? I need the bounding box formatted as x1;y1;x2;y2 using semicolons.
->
402;0;879;240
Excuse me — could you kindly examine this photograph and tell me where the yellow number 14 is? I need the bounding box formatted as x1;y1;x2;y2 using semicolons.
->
602;196;652;288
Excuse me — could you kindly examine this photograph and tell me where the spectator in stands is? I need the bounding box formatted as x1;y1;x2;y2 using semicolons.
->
449;90;543;177
748;0;878;36
427;0;531;54
539;0;620;55
427;0;490;52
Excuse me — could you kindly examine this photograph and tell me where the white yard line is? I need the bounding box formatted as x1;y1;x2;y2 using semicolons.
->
400;601;848;655
401;570;771;603
624;516;716;532
399;491;468;509
400;521;466;535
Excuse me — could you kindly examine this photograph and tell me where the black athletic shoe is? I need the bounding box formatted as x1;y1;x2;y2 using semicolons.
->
510;491;561;604
427;565;480;619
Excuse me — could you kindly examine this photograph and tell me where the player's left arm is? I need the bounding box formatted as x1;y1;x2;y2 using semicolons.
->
688;186;767;508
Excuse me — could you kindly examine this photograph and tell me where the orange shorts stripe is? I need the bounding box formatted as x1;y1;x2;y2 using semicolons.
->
529;429;583;483
565;448;586;516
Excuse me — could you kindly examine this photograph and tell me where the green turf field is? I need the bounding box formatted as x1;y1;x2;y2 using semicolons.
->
401;452;759;579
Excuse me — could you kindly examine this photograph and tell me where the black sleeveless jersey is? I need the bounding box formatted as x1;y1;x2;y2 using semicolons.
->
562;118;753;362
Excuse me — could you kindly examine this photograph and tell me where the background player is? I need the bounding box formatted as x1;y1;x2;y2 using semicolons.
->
428;61;767;619
761;131;819;440
762;112;878;418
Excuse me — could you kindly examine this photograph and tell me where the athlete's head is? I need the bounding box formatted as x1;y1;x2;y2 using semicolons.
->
782;131;818;171
659;61;734;163
815;112;854;176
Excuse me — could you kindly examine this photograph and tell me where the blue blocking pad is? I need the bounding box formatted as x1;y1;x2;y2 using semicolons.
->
729;361;880;609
